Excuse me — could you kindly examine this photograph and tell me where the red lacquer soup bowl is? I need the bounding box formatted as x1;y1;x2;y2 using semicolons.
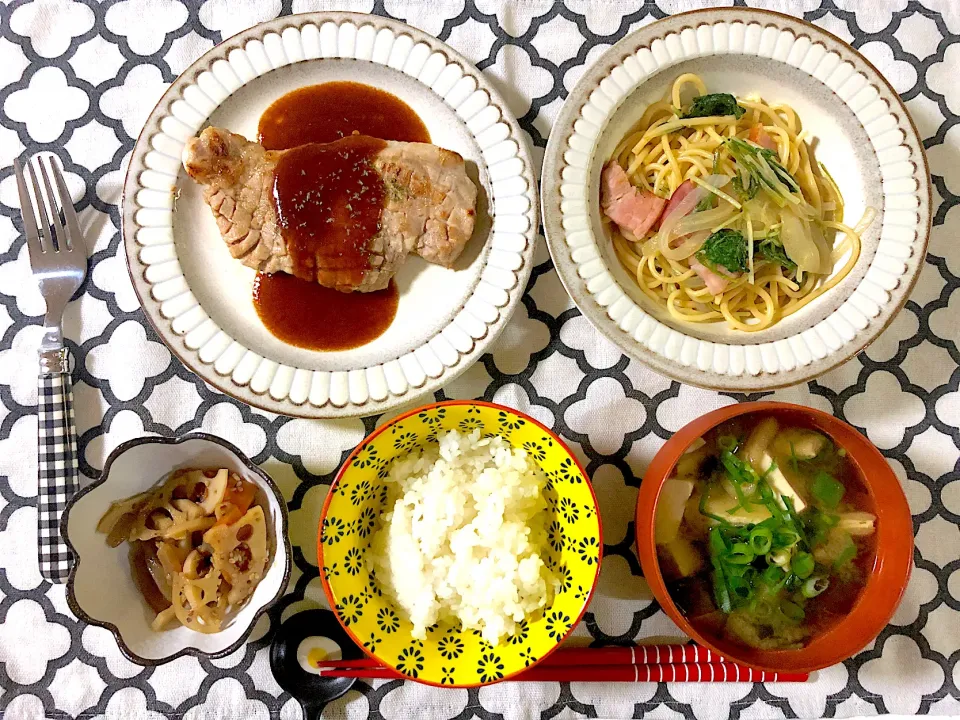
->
635;402;913;673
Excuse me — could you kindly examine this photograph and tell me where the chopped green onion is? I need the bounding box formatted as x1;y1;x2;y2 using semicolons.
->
717;434;739;452
805;508;840;546
756;481;785;521
699;490;731;525
767;549;792;569
753;598;776;619
773;527;801;549
788;442;800;473
720;451;754;511
780;599;806;623
749;526;773;555
709;527;730;556
811;471;845;509
708;527;733;613
834;533;857;568
724;562;750;578
802;576;830;598
727;574;753;602
781;496;809;548
727;542;755;565
712;567;732;613
761;565;786;586
791;551;815;579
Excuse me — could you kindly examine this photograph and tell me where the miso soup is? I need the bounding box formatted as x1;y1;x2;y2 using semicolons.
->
655;415;878;650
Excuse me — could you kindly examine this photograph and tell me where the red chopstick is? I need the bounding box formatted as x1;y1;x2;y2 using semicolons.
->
318;662;808;683
314;644;724;671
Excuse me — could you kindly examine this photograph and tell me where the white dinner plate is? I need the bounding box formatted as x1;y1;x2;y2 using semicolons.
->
541;8;930;391
123;12;537;418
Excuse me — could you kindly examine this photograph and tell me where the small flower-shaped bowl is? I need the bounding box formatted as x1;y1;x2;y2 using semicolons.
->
63;434;292;665
318;400;602;686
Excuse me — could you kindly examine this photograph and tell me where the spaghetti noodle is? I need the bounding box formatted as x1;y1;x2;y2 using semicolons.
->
603;74;872;332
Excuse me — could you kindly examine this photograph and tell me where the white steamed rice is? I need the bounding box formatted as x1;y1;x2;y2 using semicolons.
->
370;429;558;645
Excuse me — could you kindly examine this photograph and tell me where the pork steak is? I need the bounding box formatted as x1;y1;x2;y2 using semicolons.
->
181;127;478;292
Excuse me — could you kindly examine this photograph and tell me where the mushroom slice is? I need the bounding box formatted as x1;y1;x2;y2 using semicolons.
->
204;505;269;606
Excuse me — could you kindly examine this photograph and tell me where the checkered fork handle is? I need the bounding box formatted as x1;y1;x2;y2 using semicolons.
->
38;371;79;583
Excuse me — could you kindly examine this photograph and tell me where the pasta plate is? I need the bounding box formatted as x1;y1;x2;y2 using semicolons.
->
541;8;930;390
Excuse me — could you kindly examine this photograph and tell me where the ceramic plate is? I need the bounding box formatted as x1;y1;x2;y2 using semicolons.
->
123;12;537;417
541;8;930;391
63;434;292;665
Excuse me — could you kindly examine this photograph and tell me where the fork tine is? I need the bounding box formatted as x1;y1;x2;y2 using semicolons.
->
49;157;84;255
38;158;66;253
14;159;45;262
25;159;55;252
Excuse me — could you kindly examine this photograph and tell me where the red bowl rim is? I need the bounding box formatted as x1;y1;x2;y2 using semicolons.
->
635;401;914;673
317;399;604;687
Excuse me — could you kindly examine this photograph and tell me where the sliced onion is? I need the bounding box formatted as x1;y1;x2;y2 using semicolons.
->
703;174;733;190
661;229;710;261
780;210;820;273
659;180;699;227
673;205;739;237
658;186;707;244
657;175;736;261
809;222;835;274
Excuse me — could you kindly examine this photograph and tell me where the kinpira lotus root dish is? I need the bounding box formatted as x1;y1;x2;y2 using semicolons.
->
96;468;270;634
654;415;877;650
604;74;875;332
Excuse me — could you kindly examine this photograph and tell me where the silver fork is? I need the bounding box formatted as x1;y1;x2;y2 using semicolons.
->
14;155;88;583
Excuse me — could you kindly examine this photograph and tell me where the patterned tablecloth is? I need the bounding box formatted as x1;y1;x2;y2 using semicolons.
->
1;1;959;718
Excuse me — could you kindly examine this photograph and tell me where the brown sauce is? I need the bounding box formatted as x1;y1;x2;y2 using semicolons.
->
273;134;388;286
253;272;398;351
258;81;430;149
253;82;429;351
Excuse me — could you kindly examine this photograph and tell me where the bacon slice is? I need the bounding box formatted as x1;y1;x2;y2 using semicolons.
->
749;124;778;152
600;162;666;238
690;256;733;295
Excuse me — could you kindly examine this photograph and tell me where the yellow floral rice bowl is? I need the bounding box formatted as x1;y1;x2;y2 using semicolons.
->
318;401;602;686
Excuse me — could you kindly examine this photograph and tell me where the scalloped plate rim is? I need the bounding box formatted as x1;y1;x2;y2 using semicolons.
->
540;6;931;392
122;11;539;418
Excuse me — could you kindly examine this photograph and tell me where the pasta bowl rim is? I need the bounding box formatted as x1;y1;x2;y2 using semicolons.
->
634;401;914;673
318;399;603;687
62;432;293;666
540;6;931;391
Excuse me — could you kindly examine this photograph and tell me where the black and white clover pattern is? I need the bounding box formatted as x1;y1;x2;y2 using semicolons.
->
1;1;959;718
